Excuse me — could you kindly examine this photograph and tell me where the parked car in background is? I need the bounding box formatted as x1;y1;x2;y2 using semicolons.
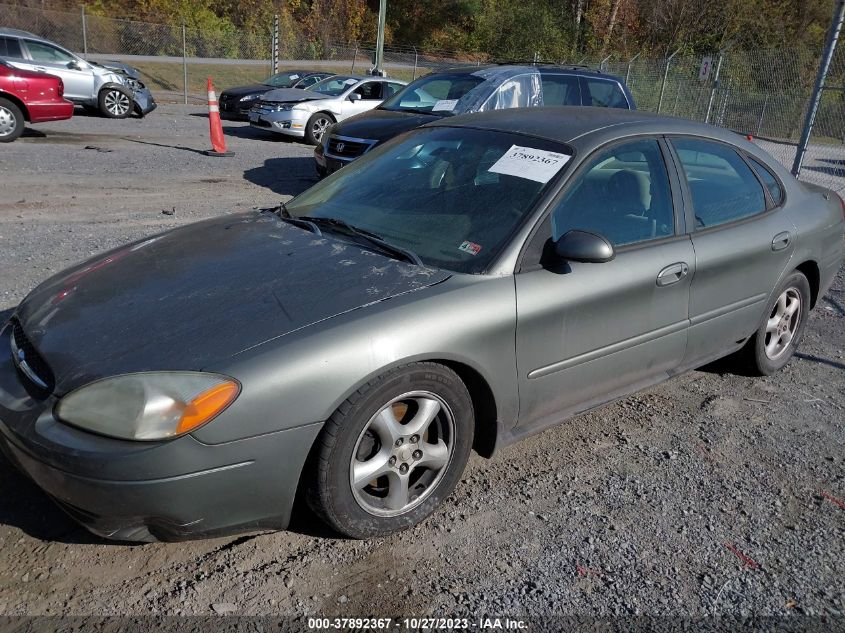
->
219;70;334;120
249;74;407;144
0;59;73;142
315;65;634;176
0;28;156;118
1;108;841;542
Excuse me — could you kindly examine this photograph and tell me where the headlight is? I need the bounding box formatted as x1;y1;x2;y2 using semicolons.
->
273;103;294;112
126;77;144;91
240;93;260;102
56;372;240;441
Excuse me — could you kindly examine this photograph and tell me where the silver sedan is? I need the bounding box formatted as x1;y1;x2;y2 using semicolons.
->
1;107;842;541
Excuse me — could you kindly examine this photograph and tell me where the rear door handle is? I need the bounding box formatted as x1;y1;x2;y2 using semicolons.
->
772;231;791;251
656;262;689;287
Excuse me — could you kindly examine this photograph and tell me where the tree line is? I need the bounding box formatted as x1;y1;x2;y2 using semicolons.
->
15;0;839;58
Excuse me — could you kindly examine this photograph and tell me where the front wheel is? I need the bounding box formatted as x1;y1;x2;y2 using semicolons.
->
307;363;475;538
98;86;133;119
0;97;24;143
745;271;811;375
304;112;332;145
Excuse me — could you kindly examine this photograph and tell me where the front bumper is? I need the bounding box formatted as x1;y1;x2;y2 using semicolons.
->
133;88;157;116
0;322;321;542
248;106;307;138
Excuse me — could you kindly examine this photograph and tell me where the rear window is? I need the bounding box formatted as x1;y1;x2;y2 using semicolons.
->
582;78;629;108
0;36;23;59
541;74;580;106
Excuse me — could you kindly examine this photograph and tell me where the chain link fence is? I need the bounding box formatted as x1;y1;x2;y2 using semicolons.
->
1;2;843;192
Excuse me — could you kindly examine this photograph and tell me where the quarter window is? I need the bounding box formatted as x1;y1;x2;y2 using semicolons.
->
0;36;23;59
550;139;675;246
673;138;767;228
748;156;784;206
24;40;75;64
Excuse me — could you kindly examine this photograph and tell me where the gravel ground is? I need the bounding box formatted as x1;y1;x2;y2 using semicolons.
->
0;106;843;621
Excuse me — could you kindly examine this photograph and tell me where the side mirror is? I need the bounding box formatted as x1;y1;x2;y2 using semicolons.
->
67;60;81;70
554;230;615;263
348;92;362;102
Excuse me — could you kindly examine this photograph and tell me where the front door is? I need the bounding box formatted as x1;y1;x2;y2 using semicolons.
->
515;138;693;431
340;81;384;120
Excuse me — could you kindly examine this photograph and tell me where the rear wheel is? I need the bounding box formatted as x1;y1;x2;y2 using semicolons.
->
745;271;810;375
0;98;24;143
307;362;474;538
304;112;332;145
98;86;132;119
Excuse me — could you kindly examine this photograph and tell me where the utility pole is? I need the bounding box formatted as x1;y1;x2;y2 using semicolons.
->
793;0;845;176
372;0;387;76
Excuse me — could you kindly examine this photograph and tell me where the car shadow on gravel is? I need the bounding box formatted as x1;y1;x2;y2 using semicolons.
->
222;124;307;145
244;157;318;197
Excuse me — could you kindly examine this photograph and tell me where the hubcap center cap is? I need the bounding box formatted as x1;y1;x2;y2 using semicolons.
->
398;447;412;462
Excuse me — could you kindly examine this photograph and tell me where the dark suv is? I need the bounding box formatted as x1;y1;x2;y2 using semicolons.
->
315;64;635;177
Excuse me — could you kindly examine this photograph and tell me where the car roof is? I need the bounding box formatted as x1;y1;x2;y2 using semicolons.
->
0;27;43;40
429;64;624;82
427;106;754;150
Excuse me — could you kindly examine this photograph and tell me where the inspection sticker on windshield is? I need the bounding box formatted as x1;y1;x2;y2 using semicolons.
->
345;78;358;85
432;99;458;112
290;74;300;79
459;240;482;256
488;145;571;183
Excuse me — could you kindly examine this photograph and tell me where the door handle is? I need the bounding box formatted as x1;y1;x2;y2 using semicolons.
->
33;66;47;72
772;231;791;251
656;262;689;287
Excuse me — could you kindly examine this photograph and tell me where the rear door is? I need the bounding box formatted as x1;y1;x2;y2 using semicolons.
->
514;137;693;431
20;39;93;101
668;136;796;366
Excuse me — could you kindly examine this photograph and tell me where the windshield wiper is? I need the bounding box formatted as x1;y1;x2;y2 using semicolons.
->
299;216;423;266
276;202;321;235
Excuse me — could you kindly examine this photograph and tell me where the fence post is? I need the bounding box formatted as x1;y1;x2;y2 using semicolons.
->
657;48;680;114
182;23;188;105
793;0;845;176
600;54;610;72
81;5;88;58
351;43;358;72
756;94;769;136
412;46;418;80
273;15;279;74
625;52;640;86
704;50;724;124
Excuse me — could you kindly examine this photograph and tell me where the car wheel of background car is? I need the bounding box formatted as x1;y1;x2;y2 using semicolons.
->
98;86;132;119
0;97;24;143
744;271;811;376
306;362;475;538
304;112;333;145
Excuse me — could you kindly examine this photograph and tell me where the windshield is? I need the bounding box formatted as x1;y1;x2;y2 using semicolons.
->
285;127;573;273
308;75;358;96
263;72;307;88
380;73;485;115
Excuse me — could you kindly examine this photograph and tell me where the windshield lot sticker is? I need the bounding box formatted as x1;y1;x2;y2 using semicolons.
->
432;99;459;111
459;240;482;255
488;145;571;183
345;78;358;85
290;74;300;79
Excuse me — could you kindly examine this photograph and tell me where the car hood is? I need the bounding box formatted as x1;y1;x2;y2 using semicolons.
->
333;108;443;143
15;211;450;394
222;84;274;98
261;87;328;103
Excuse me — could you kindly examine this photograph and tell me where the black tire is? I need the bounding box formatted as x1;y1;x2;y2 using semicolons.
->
98;86;133;119
744;271;811;375
304;112;333;145
307;362;475;538
0;97;25;143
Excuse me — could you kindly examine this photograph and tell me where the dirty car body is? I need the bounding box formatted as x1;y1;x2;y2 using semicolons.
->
1;108;842;541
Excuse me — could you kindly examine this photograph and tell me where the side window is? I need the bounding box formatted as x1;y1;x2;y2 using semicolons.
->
354;82;383;100
673;138;767;228
540;74;580;106
481;74;540;111
0;36;24;59
748;156;784;206
385;82;404;97
581;78;629;108
24;40;75;64
298;75;318;87
550;139;675;246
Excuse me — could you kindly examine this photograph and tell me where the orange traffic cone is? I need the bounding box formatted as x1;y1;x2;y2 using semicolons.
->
204;77;234;157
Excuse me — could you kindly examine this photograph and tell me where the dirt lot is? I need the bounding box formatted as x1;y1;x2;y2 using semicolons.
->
0;105;843;620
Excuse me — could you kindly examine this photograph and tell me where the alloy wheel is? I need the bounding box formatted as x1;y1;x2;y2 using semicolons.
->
349;391;455;517
764;287;801;360
311;117;330;142
105;90;131;116
0;105;16;137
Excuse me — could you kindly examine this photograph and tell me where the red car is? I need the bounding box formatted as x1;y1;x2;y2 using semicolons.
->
0;60;74;142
